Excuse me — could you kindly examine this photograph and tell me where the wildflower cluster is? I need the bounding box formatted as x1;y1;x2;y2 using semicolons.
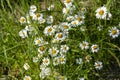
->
18;0;120;80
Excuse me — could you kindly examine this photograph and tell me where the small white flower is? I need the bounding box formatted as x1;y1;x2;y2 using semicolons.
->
59;55;66;64
109;27;119;38
53;57;60;66
33;13;43;20
60;45;69;55
79;41;89;50
19;17;26;24
61;22;71;31
34;37;44;46
71;20;79;27
19;29;28;38
42;57;50;66
85;55;92;62
33;57;38;63
40;64;46;70
91;44;99;53
48;47;59;57
55;32;66;41
44;26;55;36
47;16;54;24
64;0;73;7
40;67;51;79
48;4;54;11
95;6;107;19
94;61;103;70
76;58;82;64
23;63;30;70
38;46;46;54
30;5;37;13
75;15;85;26
38;18;46;24
66;16;74;22
23;75;31;80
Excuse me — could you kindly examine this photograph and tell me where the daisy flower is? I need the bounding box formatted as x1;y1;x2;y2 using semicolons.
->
66;16;74;22
75;15;85;26
23;75;31;80
34;37;44;46
53;57;60;66
40;67;51;79
33;57;38;63
95;6;107;19
30;5;37;13
71;20;79;27
55;32;66;41
33;13;43;20
85;55;92;62
19;29;28;38
23;63;30;70
42;57;50;66
64;0;73;7
91;44;99;53
79;41;89;50
59;55;66;64
19;17;26;24
47;16;54;24
60;45;69;54
48;47;59;57
76;58;82;64
61;22;71;31
44;26;55;36
109;27;119;38
94;61;103;70
38;46;46;54
40;64;46;70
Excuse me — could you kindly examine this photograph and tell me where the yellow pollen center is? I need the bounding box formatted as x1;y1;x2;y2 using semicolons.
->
97;64;100;67
44;60;48;63
77;17;82;21
39;47;44;51
60;58;64;62
66;0;71;3
93;46;97;49
52;50;57;54
36;13;40;17
37;40;41;44
64;25;69;29
112;30;117;35
99;10;104;15
58;34;63;38
48;28;52;32
26;77;30;80
21;18;25;22
85;55;91;60
82;43;86;47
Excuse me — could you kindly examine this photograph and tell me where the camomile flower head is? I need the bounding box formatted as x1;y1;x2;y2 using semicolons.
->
47;16;54;24
19;17;26;24
34;37;44;46
30;5;37;13
66;16;74;22
38;46;46;54
33;13;43;20
48;47;59;57
95;6;107;19
38;18;46;24
23;63;30;70
85;55;92;62
79;41;89;50
53;57;60;66
40;64;46;70
59;55;66;64
40;67;51;79
61;22;71;31
94;61;103;70
42;57;50;66
71;20;79;27
23;75;31;80
55;32;66;41
91;44;99;53
60;45;69;54
76;58;82;64
19;29;28;38
75;15;85;26
44;26;55;36
33;57;39;63
64;0;73;8
109;27;119;38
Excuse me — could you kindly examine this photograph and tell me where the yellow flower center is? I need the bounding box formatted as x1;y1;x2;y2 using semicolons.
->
36;13;40;18
112;30;117;35
58;34;63;38
82;43;86;47
66;0;71;3
63;47;67;50
52;49;57;54
44;60;48;63
77;17;82;21
97;64;100;67
39;46;44;51
60;58;64;62
93;45;97;49
99;10;104;15
20;18;25;22
37;40;41;44
26;77;30;80
64;25;69;29
85;55;91;60
48;28;52;32
73;21;77;24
